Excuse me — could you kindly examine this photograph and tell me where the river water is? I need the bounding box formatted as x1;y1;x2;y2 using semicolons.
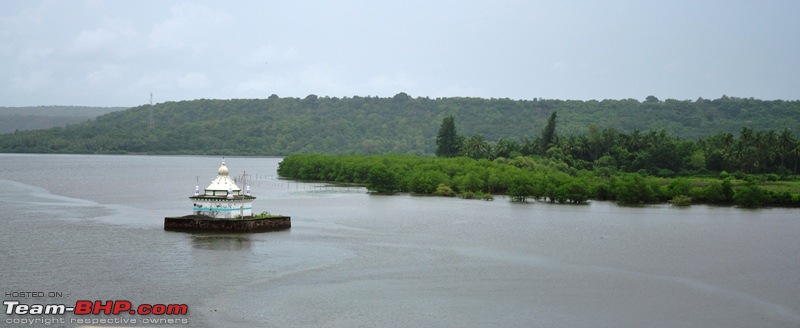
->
0;154;798;327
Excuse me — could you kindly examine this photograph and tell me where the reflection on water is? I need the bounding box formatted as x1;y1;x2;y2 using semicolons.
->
190;233;253;251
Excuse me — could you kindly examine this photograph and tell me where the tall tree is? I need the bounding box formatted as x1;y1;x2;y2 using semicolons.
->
436;116;460;157
541;111;558;152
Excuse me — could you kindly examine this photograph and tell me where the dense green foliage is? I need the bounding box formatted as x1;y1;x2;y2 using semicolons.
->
437;114;800;177
1;95;799;155
277;154;800;207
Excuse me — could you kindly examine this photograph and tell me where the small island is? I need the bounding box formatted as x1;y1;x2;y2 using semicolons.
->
164;160;290;232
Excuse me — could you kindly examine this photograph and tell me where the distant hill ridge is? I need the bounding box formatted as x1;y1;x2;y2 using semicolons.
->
0;94;798;155
0;106;126;133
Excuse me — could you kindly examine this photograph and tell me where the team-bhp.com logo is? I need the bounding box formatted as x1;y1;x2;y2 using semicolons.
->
4;300;188;326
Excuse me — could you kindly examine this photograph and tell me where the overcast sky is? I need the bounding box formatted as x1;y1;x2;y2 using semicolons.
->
2;1;799;107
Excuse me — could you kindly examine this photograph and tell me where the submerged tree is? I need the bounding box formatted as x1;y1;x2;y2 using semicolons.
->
366;164;397;193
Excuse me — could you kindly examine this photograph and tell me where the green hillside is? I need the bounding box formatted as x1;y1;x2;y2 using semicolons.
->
0;94;798;155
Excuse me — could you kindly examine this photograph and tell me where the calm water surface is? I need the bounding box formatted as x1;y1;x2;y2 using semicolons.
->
1;154;798;327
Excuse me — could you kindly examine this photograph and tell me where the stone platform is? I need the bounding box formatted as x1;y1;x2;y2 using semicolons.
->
164;215;291;233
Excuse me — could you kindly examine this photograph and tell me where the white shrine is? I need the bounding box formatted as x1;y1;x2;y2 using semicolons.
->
190;160;256;219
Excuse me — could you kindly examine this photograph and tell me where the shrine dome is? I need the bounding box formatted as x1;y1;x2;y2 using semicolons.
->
204;160;241;196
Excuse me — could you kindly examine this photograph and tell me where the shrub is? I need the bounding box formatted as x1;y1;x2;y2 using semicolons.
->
434;184;456;197
732;183;770;208
667;178;692;198
557;180;591;204
366;164;397;193
508;174;535;202
253;211;275;219
656;169;675;178
669;195;692;206
408;170;449;194
612;173;654;205
702;180;730;203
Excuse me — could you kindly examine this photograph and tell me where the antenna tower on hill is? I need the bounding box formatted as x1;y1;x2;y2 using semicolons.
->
148;92;155;131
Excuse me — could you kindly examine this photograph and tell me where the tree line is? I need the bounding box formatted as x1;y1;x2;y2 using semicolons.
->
436;113;800;177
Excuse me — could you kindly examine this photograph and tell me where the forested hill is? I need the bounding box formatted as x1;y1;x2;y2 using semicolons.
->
1;94;798;155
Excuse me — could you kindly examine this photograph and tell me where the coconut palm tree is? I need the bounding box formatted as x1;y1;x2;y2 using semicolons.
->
461;135;491;160
778;128;795;169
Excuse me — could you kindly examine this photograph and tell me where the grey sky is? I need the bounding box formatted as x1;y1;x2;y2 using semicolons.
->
2;1;799;107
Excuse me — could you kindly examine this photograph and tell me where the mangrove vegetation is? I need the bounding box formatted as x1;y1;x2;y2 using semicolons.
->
278;153;799;208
